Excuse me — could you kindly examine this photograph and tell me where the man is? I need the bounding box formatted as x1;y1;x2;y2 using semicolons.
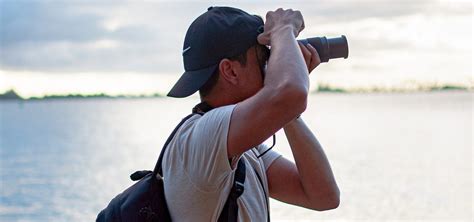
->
164;6;340;221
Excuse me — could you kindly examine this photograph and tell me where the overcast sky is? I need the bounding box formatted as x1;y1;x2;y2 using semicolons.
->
0;0;472;97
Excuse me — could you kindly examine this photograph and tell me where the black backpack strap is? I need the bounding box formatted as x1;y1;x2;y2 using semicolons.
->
154;101;215;176
253;168;270;222
153;113;199;176
218;158;246;222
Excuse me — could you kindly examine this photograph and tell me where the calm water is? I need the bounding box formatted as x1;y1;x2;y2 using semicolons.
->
0;92;472;221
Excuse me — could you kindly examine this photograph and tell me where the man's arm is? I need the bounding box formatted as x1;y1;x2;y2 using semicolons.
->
227;9;309;158
267;118;340;211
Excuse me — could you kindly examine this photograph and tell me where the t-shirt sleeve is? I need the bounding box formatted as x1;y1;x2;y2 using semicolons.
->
256;143;282;171
183;104;236;190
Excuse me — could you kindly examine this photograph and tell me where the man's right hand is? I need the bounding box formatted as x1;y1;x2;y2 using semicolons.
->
257;8;305;46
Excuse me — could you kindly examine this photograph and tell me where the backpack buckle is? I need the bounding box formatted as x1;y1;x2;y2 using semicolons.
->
233;181;245;197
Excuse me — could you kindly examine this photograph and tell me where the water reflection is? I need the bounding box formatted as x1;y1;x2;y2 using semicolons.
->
0;92;472;221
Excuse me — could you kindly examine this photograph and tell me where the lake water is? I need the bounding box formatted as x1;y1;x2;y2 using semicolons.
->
0;91;472;221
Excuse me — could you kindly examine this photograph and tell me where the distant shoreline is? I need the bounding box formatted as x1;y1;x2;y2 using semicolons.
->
0;85;472;100
315;84;472;94
0;90;164;100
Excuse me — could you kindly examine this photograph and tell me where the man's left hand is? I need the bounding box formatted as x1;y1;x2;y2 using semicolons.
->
298;42;321;74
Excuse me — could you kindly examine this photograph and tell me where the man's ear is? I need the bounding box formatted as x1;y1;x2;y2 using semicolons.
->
218;59;239;85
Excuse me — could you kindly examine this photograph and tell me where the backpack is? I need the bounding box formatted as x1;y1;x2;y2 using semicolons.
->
96;103;247;222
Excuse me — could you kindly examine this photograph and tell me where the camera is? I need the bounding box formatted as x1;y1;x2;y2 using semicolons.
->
297;35;349;62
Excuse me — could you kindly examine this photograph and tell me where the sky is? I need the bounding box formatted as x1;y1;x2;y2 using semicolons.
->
0;0;472;98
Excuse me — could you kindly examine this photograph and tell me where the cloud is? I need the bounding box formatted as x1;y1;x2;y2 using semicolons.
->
300;0;471;22
0;1;175;73
0;1;107;44
0;0;471;75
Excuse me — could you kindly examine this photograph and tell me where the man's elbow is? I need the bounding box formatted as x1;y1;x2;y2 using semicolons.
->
317;195;340;211
273;82;308;115
309;192;340;211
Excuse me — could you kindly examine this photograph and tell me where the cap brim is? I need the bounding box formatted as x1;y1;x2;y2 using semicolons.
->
167;64;218;98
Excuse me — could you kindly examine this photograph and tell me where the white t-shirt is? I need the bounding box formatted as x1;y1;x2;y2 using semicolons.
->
161;104;281;222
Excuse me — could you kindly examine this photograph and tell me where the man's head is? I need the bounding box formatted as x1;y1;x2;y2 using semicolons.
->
198;43;270;103
167;6;269;104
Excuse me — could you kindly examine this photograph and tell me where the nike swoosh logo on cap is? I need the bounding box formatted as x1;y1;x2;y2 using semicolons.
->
182;46;191;55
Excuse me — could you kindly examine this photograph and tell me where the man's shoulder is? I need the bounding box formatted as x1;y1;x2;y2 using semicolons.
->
190;104;236;127
172;104;237;144
205;104;236;119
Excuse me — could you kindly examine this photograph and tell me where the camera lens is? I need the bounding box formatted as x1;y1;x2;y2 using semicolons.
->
298;35;349;63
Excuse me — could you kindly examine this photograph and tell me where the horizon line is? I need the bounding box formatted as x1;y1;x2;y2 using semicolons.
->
1;84;472;100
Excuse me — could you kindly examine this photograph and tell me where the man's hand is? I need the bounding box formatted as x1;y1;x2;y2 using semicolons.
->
257;8;305;46
298;42;321;73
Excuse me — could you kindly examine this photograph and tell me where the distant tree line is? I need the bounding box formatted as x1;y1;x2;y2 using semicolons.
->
0;90;163;100
0;85;470;100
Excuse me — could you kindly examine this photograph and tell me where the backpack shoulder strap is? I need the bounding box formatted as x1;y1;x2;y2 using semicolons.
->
153;113;199;176
218;158;246;222
154;101;214;176
253;167;270;222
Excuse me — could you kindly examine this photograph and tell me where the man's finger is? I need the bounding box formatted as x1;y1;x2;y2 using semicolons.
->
257;33;270;46
307;43;320;70
298;42;311;59
298;42;311;69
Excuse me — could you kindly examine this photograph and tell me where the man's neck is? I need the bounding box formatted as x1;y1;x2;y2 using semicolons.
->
201;93;238;108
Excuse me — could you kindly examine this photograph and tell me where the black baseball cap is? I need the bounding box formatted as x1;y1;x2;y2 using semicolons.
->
167;6;264;98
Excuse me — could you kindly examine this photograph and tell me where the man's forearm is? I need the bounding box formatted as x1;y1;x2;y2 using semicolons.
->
283;117;340;208
264;26;309;93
